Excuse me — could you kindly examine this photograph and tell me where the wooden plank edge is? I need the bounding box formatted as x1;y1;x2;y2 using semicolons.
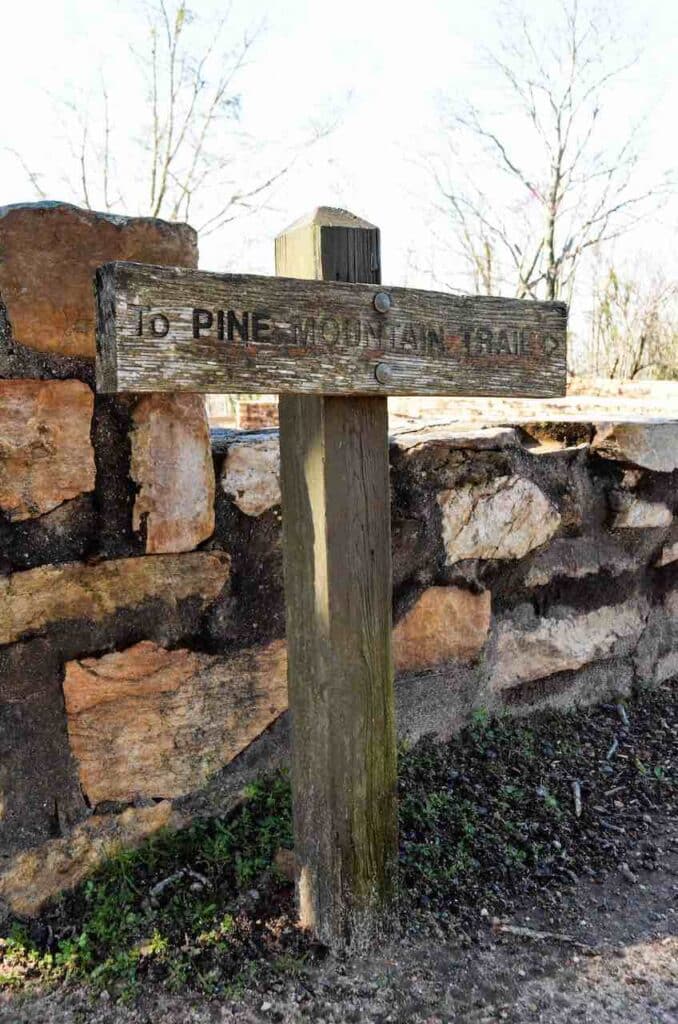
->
94;262;121;393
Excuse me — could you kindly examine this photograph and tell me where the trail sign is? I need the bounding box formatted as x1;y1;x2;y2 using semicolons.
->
95;265;566;397
95;207;568;950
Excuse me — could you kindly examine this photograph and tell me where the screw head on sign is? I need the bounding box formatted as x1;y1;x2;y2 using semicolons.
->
373;291;392;314
374;362;396;386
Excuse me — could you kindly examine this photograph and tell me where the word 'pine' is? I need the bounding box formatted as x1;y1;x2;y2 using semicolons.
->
96;261;566;397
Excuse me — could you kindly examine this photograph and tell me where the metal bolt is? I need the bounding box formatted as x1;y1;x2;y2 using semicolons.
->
374;362;396;386
373;291;392;314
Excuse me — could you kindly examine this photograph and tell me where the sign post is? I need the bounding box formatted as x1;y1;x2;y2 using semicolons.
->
275;210;396;947
95;207;567;949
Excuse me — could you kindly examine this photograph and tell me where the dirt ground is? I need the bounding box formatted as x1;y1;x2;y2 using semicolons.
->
2;682;676;1024
2;814;676;1024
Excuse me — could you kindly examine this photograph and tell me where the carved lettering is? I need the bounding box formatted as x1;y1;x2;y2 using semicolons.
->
150;313;170;338
459;325;541;357
320;317;339;345
192;308;213;339
227;310;249;342
401;323;418;350
364;321;384;348
101;262;566;400
342;318;361;346
293;319;316;345
137;305;561;365
253;310;271;342
131;304;148;337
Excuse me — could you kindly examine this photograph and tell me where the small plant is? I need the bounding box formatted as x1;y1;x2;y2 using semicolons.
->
0;771;295;997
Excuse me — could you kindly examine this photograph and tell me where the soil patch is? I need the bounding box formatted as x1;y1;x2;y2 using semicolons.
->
1;679;676;1022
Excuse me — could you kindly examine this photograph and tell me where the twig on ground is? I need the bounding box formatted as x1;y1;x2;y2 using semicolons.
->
491;920;597;952
572;779;583;818
150;868;209;899
606;737;619;760
150;872;185;898
617;704;630;728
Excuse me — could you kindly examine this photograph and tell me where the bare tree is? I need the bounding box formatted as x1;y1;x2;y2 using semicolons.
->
590;266;677;379
433;0;670;301
12;2;332;236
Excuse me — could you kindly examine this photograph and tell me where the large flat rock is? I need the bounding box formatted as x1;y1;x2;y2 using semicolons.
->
393;586;491;671
64;639;287;804
490;598;648;692
0;802;177;917
522;536;638;588
592;422;678;473
0;202;197;357
0;551;230;645
131;394;215;552
437;475;561;564
388;383;678;430
391;424;520;453
0;379;95;520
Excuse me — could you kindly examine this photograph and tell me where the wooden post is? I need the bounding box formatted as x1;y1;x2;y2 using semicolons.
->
275;209;398;947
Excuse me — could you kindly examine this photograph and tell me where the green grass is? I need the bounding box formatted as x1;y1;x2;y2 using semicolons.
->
0;773;294;999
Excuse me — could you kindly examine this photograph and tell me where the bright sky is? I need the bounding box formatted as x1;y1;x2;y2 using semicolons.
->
1;0;676;347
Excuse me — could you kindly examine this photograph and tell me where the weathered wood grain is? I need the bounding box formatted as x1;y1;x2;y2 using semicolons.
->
95;251;567;398
277;208;398;947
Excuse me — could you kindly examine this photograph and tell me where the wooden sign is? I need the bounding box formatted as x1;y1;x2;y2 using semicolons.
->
96;261;567;397
94;206;569;951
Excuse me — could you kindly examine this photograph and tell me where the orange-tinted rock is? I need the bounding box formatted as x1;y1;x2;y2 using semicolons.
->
0;551;230;645
393;586;491;672
131;394;215;553
0;802;178;917
0;202;197;357
0;379;95;520
63;639;287;804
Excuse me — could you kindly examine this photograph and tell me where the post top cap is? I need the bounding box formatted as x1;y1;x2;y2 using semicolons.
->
277;207;377;237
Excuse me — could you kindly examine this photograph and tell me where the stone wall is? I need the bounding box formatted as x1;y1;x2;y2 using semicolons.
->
1;202;676;919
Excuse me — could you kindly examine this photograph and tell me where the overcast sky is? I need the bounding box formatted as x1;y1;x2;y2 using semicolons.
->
1;0;676;343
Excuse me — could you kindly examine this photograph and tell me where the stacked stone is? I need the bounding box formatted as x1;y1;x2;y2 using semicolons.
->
0;202;676;920
0;203;270;917
218;419;676;733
